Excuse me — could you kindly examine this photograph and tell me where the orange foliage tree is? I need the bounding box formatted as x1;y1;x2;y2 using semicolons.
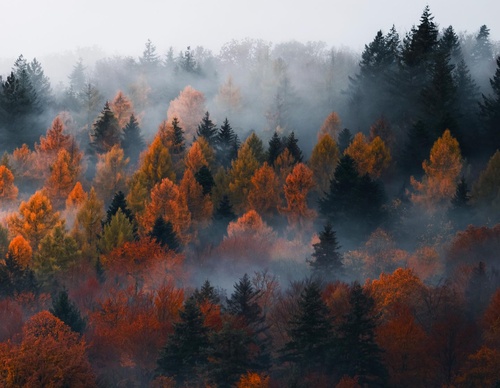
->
110;90;134;129
0;311;96;387
179;169;212;225
66;181;87;210
7;235;32;268
0;165;18;203
184;140;208;173
318;111;342;140
247;162;281;216
7;190;62;250
344;132;391;178
229;141;260;213
410;129;462;211
93;145;129;203
45;148;82;207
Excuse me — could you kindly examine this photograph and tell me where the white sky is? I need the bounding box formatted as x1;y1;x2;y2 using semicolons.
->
1;0;498;60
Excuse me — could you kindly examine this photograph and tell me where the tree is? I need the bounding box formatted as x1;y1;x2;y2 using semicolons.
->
167;86;206;141
37;116;72;154
338;128;353;154
318;111;342;140
73;187;104;257
449;176;471;222
0;165;18;203
283;281;333;371
471;25;493;64
338;283;387;386
99;209;135;254
7;235;32;268
472;150;500;213
140;39;160;69
179;168;213;224
0;311;96;387
27;57;53;108
50;288;86;334
308;222;343;278
90;101;121;154
121;114;144;165
267;131;285;167
157;297;209;384
0;253;38;297
196;111;218;147
229;141;260;212
309;133;339;194
7;190;61;250
148;216;180;252
195;165;215;195
285;131;303;164
184;140;209;173
345;133;391;178
110;90;134;129
479;56;500;153
215;76;242;116
45;148;81;207
410;129;462;211
280;163;316;228
104;191;135;228
245;132;267;165
93;145;129;204
247;162;281;216
66;181;87;210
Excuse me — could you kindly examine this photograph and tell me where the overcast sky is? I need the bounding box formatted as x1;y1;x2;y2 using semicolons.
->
1;0;498;60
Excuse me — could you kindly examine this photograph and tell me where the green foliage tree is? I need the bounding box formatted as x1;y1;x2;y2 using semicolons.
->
50;288;86;334
90;101;121;154
100;209;135;254
267;131;285;166
216;118;239;168
0;253;39;297
196;111;218;147
121;114;144;165
479;56;500;153
195;165;215;196
148;216;180;252
308;222;343;278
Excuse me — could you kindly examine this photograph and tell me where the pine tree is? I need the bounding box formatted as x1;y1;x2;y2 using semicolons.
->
121;114;144;165
90;101;121;154
402;120;433;177
104;191;135;229
149;216;180;252
196;111;218;147
157;297;209;384
50;288;86;334
472;25;493;64
285;131;303;164
479;56;500;153
283;281;333;370
214;194;237;222
308;222;343;278
216;117;238;168
338;128;353;153
192;280;220;305
170;117;185;154
0;253;39;297
338;283;387;386
245;132;267;164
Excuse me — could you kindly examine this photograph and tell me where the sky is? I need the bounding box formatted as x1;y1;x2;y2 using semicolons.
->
1;0;498;63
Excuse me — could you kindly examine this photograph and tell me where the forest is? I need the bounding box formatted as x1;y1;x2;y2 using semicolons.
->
0;5;500;387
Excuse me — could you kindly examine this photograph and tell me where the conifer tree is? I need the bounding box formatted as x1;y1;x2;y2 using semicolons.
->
479;56;500;153
338;128;353;153
148;216;181;252
195;165;215;195
90;101;121;154
104;191;134;227
267;131;285;166
99;209;134;254
50;288;86;334
0;253;39;297
170;117;186;154
308;222;343;278
245;132;267;164
121;114;144;165
285;131;303;164
216;117;238;168
196;111;218;147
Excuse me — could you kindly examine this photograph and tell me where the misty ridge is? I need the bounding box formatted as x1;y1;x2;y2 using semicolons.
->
0;5;500;388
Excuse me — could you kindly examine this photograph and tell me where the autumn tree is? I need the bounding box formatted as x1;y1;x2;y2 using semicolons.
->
280;163;316;228
167;85;206;141
179;168;213;225
73;187;104;257
318;111;342;140
7;235;32;268
215;75;242;116
0;165;18;203
309;133;339;194
90;101;121;154
7;190;61;250
246;132;267;165
411;129;462;211
184;140;209;174
472;150;500;213
110;90;134;129
99;209;135;254
344;132;391;178
65;181;87;210
229;141;260;213
247;162;281;217
0;311;96;387
45;148;81;207
93;145;129;204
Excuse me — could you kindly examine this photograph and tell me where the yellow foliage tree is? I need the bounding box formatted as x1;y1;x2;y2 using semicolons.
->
0;165;18;203
7;190;61;250
472;150;500;211
410;129;462;211
229;142;260;213
318;111;342;140
8;235;32;267
345;132;391;178
309;133;339;194
93;145;129;203
72;187;104;257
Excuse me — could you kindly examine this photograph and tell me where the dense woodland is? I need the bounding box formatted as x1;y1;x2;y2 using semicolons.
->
1;6;500;387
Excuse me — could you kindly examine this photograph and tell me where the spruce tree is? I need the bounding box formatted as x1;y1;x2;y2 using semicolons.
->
121;114;144;165
195;165;215;195
285;131;303;164
0;253;39;297
157;297;209;384
170;117;186;154
402;120;433;177
149;216;180;252
283;281;333;371
104;191;135;227
479;56;500;154
50;288;86;334
338;283;387;386
214;194;237;222
192;280;220;305
267;131;285;166
216;118;238;168
308;222;343;278
338;128;354;153
196;111;218;147
90;101;121;154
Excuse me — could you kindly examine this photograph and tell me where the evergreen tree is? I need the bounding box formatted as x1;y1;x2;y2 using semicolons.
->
471;25;493;64
338;283;387;386
0;253;39;297
90;101;121;154
196;111;218;147
170;117;186;154
267;131;285;166
216;118;238;168
27;58;53;108
178;46;199;74
402;120;433;177
104;191;135;228
157;297;209;384
308;222;343;278
195;165;215;195
149;216;180;252
283;281;333;371
121;114;144;165
192;280;220;305
285;131;303;164
50;288;86;334
438;26;462;64
479;56;500;154
338;128;353;153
